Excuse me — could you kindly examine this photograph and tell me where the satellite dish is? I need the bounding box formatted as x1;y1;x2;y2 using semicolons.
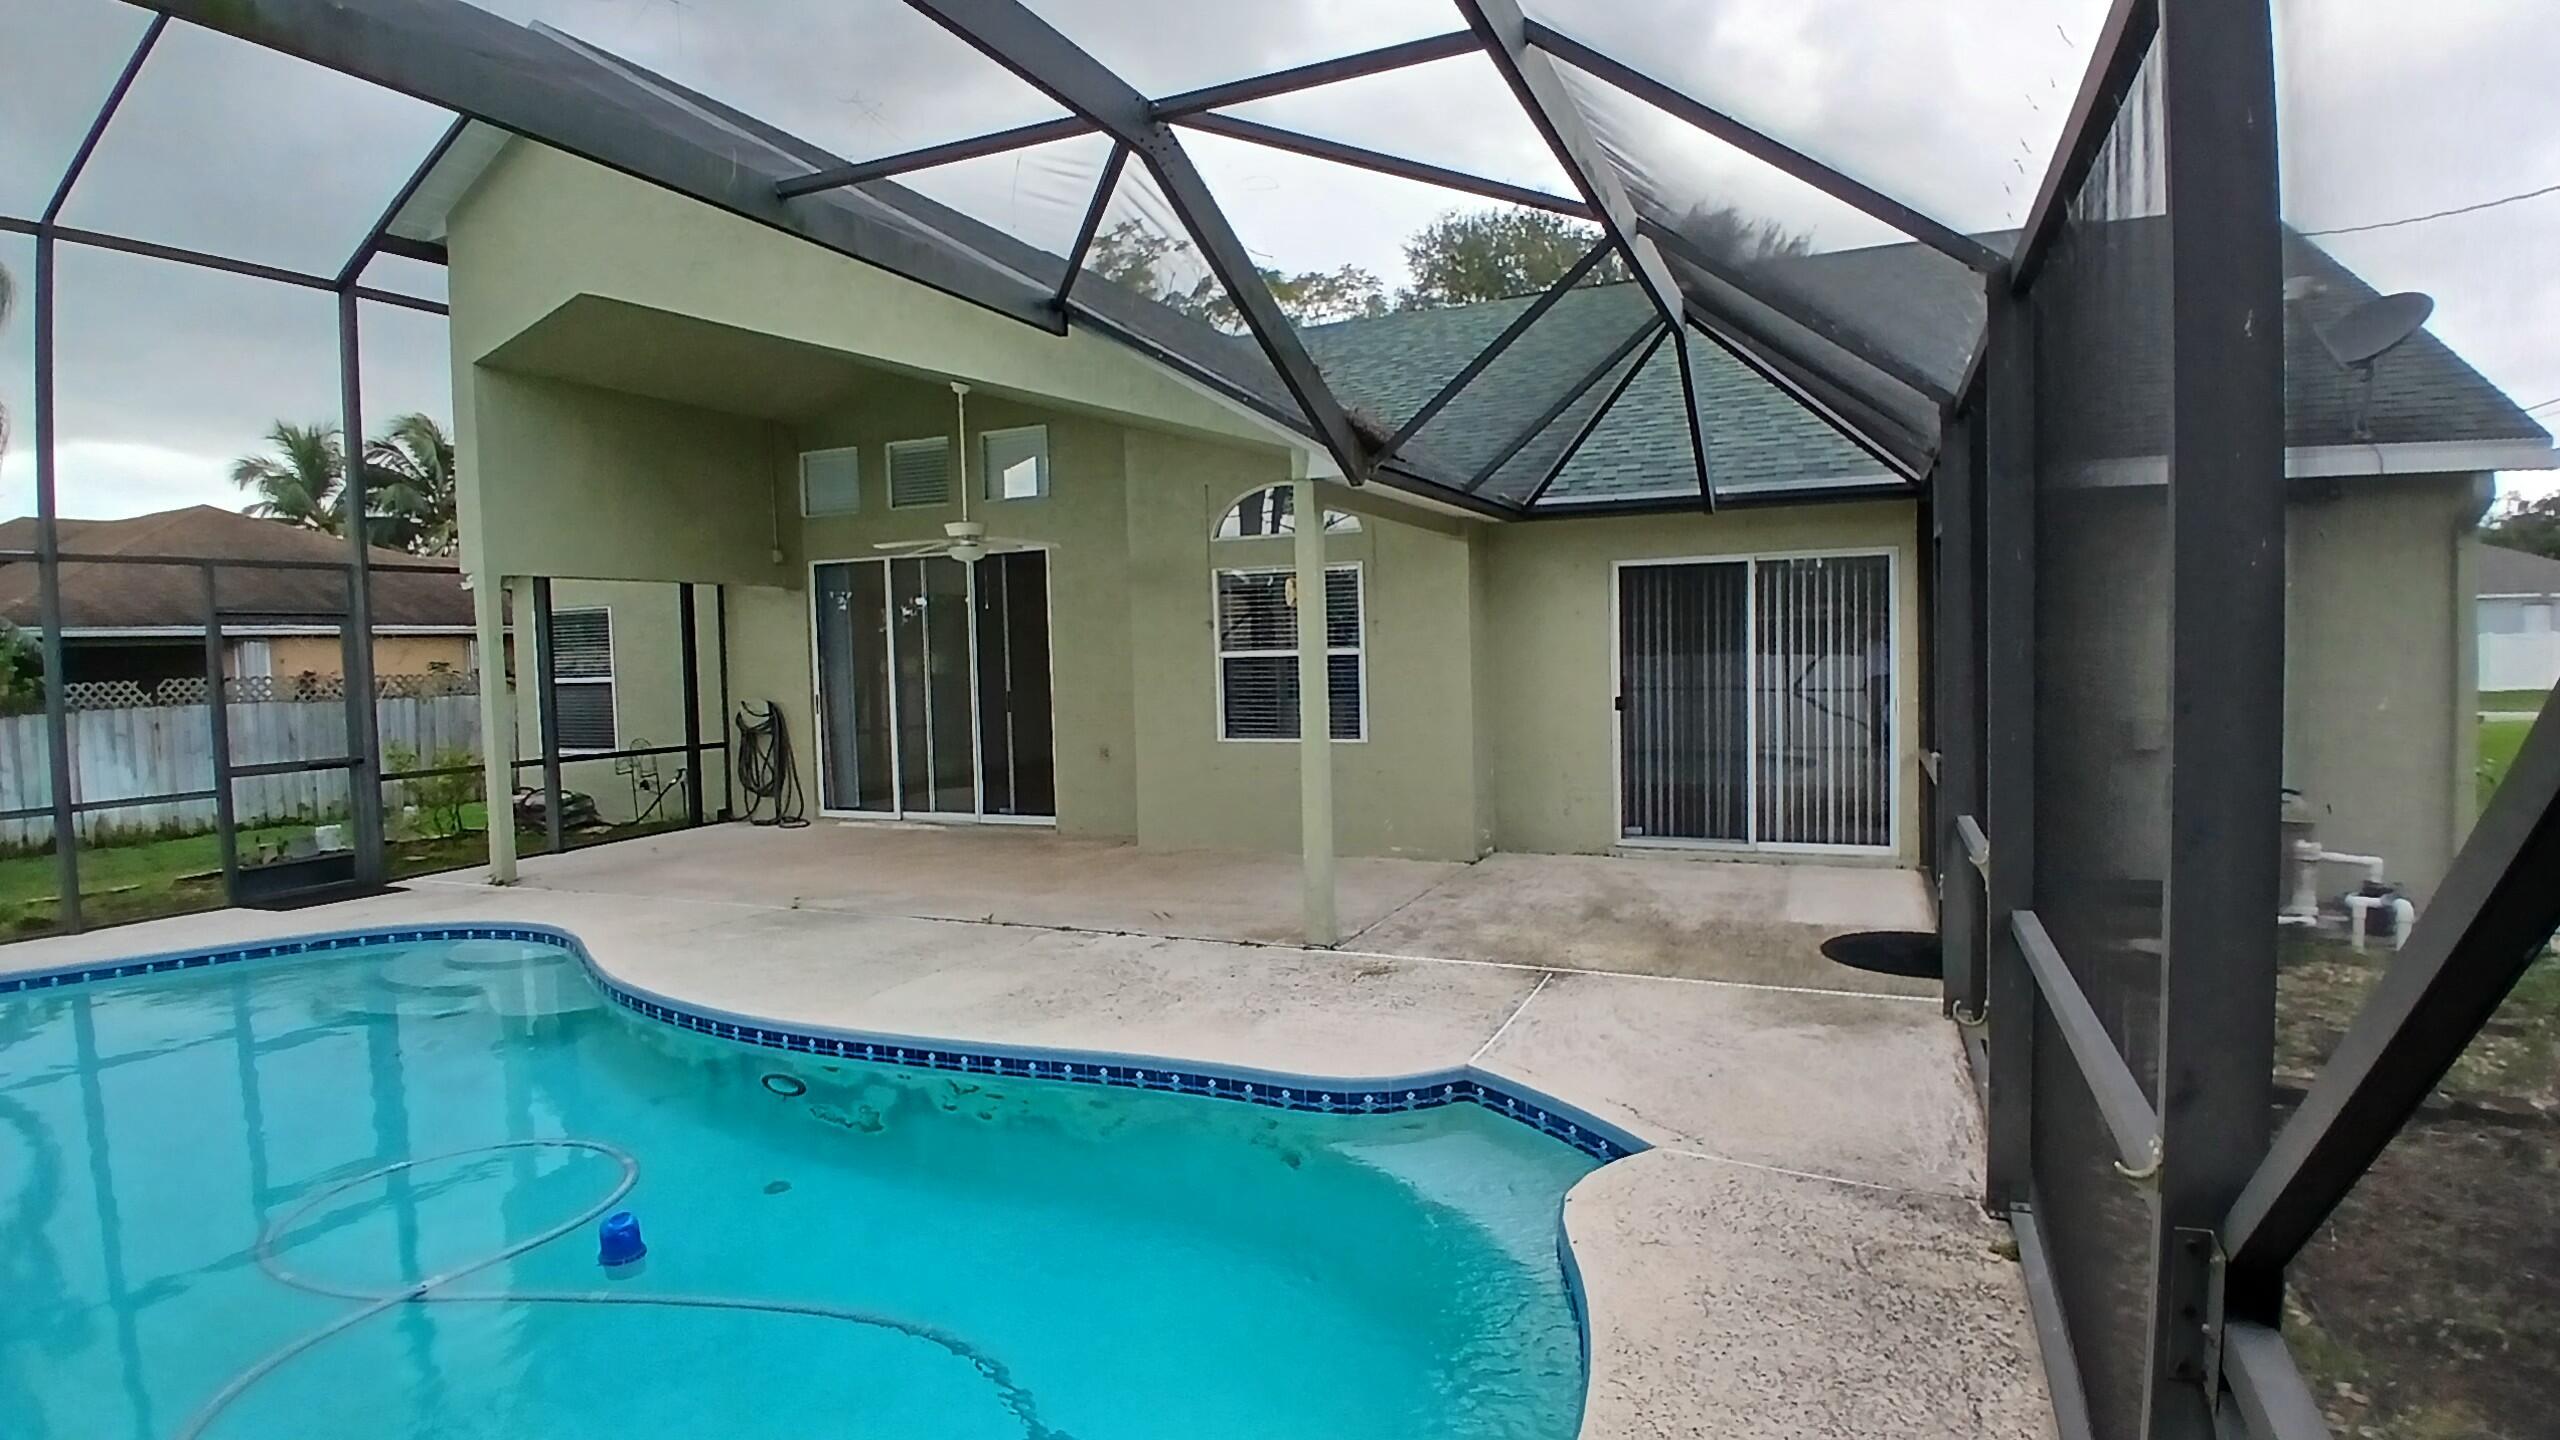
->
2319;292;2433;368
2315;292;2434;442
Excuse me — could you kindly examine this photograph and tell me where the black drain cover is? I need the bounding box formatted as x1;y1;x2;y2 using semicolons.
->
1820;930;1941;979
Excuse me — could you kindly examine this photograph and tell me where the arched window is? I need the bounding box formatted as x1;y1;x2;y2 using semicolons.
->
1213;484;1361;539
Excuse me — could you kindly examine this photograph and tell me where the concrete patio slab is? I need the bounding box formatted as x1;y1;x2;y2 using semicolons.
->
1478;969;1980;1196
0;827;2042;1438
491;821;1468;947
1348;851;1939;997
1569;1149;2052;1440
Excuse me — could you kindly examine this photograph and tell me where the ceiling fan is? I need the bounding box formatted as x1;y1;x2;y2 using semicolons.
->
873;381;1038;565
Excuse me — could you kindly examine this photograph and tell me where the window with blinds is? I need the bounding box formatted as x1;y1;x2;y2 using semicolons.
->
547;607;615;752
1215;566;1362;741
886;436;952;508
800;446;860;516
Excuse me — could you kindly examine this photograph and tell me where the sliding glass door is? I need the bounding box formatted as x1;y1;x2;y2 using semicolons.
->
1618;552;1894;850
812;552;1055;821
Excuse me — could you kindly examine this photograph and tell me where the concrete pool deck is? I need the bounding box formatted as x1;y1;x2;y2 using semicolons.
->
1;825;2051;1438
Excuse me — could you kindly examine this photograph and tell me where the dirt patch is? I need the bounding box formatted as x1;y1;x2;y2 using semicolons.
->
2279;937;2560;1438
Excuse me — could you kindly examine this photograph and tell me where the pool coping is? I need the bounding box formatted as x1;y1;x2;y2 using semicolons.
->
0;920;1651;1165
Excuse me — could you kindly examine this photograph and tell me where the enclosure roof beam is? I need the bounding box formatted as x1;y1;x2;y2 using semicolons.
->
1150;31;1484;118
140;0;1059;331
2011;0;2157;292
776;116;1093;199
44;13;167;224
1172;113;1593;218
1456;0;1714;509
1381;240;1615;460
2224;698;2560;1276
1520;323;1669;510
1463;317;1660;494
1638;216;1955;407
0;215;447;316
342;114;468;287
1527;21;2007;277
1053;142;1128;310
901;0;1373;483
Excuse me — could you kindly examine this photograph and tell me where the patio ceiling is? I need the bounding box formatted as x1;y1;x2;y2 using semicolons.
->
9;0;2121;516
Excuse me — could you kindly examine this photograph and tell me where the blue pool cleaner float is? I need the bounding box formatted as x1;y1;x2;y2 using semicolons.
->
598;1210;647;1267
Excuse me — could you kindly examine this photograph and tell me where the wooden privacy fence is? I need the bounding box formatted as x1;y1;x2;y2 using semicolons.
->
0;696;481;847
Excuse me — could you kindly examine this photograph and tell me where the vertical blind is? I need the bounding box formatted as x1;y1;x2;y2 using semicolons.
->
1215;566;1362;740
1618;554;1893;848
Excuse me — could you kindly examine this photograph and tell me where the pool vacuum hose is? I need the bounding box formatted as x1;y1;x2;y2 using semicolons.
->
176;1139;1066;1440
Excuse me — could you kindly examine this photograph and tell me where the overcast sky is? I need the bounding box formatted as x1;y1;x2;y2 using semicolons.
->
2;0;2553;524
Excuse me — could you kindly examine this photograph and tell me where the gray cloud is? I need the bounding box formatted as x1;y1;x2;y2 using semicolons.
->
4;0;2553;524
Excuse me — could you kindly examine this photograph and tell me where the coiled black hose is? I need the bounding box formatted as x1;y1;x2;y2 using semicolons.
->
735;701;809;828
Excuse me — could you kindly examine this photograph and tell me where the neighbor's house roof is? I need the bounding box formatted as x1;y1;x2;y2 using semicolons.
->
0;507;470;633
2480;544;2560;598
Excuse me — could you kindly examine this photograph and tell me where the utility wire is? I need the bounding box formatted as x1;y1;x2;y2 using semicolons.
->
2302;182;2560;238
2522;395;2560;415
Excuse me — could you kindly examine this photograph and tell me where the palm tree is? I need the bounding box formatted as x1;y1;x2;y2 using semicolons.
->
229;420;345;533
362;412;457;555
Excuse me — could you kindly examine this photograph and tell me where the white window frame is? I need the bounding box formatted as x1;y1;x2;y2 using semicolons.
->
799;445;862;516
1213;483;1361;539
980;424;1050;502
885;435;953;510
548;605;619;755
1211;562;1367;744
1608;546;1900;857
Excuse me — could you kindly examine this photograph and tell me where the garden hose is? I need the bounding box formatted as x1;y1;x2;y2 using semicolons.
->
735;701;809;828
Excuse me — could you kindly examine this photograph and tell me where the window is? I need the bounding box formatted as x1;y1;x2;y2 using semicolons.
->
982;425;1049;500
1214;483;1361;538
1214;565;1363;741
800;446;861;516
886;436;953;508
547;607;616;752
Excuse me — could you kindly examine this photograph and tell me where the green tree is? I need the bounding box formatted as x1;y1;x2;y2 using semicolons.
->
1397;209;1622;309
2482;490;2560;560
229;420;345;532
0;619;42;717
363;412;458;555
1085;220;1387;330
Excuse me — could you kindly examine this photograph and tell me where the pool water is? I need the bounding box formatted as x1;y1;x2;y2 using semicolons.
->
0;936;1602;1439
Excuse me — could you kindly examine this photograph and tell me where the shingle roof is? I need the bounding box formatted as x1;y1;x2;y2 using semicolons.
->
2480;544;2560;598
0;507;468;630
1298;229;2549;510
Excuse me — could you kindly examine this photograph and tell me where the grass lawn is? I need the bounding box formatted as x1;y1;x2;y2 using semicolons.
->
2480;714;2535;810
2479;688;2551;713
3;803;695;938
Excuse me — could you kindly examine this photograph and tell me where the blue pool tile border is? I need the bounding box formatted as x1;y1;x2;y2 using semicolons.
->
1;923;1646;1163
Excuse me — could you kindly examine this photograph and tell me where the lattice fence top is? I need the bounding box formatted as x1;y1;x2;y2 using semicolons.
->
60;673;478;710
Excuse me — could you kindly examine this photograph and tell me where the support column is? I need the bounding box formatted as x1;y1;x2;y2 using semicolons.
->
1293;474;1338;948
472;574;518;884
337;287;387;885
30;232;80;930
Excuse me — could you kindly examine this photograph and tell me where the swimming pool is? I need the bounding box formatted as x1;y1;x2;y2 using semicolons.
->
0;929;1623;1439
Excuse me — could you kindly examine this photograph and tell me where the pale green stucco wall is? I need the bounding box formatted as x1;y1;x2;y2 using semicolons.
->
1483;502;1927;860
2284;474;2486;901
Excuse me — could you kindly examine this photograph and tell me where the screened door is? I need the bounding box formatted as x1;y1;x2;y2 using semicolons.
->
811;553;1054;820
1618;562;1751;841
1618;554;1894;850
